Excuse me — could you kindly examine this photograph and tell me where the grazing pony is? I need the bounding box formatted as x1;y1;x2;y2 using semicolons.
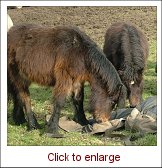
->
8;24;127;137
103;22;149;108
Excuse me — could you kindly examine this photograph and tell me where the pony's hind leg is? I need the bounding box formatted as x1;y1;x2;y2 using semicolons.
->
18;89;40;130
72;83;89;126
9;77;40;130
12;94;26;125
8;76;26;125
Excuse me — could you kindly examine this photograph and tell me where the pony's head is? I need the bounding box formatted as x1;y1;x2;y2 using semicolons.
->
118;67;143;108
92;83;127;123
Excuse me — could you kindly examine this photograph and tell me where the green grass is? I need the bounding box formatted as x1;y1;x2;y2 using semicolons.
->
143;40;157;99
7;40;157;146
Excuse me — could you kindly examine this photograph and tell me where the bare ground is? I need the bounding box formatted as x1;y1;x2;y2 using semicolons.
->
8;6;157;48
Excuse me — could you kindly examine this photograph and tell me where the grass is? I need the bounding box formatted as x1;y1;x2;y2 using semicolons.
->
143;40;157;99
7;40;157;146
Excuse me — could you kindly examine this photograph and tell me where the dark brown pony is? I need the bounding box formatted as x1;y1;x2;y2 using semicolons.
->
103;22;149;108
8;24;126;137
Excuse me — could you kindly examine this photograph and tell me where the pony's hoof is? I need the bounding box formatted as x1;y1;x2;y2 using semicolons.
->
27;123;41;131
35;123;41;129
73;117;89;126
13;114;27;125
46;133;65;138
81;119;89;126
14;118;27;125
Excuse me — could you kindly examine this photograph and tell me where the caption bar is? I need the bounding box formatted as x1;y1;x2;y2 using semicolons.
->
48;152;120;163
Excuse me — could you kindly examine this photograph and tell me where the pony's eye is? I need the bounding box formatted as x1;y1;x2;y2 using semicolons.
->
130;80;135;85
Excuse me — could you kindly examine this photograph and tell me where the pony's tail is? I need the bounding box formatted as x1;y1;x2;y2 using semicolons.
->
7;74;13;103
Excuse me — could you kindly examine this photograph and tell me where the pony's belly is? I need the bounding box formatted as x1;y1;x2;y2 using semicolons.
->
20;70;55;87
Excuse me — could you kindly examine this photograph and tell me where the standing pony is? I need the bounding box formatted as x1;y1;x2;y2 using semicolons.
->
103;22;149;108
8;24;126;137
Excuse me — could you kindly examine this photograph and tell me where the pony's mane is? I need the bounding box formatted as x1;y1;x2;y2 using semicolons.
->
70;27;123;94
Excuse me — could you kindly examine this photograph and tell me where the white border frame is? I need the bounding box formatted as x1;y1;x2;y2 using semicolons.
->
1;1;161;167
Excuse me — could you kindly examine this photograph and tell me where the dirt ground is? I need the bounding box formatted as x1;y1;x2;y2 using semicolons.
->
8;6;156;48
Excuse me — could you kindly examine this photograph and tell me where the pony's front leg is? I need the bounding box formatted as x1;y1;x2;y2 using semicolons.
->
46;92;66;138
72;83;89;126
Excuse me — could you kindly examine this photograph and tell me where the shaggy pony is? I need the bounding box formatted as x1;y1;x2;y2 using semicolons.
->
103;22;149;107
8;24;126;137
